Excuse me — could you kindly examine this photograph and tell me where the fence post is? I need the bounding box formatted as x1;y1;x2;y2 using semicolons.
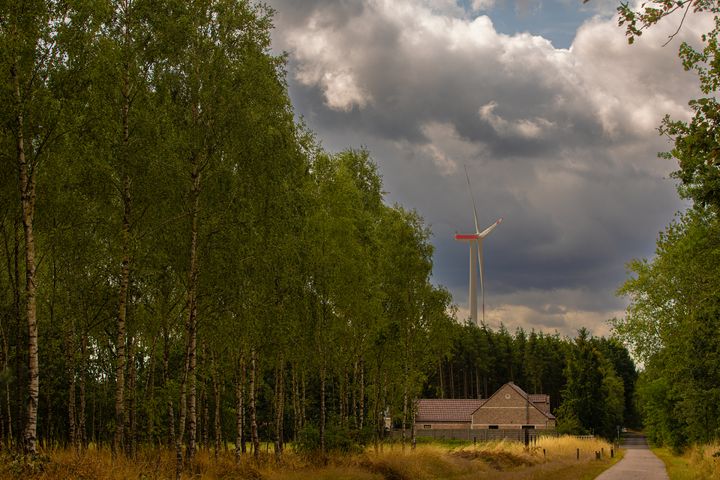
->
576;448;579;460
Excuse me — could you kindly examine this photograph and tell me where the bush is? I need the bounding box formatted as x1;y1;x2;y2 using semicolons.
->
293;423;370;456
555;411;589;436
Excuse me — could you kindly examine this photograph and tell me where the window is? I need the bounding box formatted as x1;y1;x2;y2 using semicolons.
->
423;425;432;429
489;425;498;429
522;425;535;429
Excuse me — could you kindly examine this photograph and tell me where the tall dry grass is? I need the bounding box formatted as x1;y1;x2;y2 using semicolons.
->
0;435;619;480
653;442;720;480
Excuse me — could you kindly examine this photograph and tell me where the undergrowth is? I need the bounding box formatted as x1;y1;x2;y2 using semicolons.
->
0;435;618;480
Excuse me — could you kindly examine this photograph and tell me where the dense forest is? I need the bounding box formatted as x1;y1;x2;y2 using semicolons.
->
424;324;638;438
0;0;642;474
612;0;720;451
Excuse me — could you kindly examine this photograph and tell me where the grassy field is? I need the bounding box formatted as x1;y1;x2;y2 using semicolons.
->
0;436;622;480
652;443;720;480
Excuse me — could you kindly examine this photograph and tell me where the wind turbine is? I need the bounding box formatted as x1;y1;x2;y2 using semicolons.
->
455;167;502;326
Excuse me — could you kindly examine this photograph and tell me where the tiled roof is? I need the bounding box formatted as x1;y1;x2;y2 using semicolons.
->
415;399;484;423
529;394;549;403
529;394;552;416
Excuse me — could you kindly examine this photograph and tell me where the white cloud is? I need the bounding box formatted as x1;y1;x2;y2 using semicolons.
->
479;101;555;139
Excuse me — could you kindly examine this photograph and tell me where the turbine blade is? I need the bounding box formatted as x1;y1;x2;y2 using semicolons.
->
477;241;485;325
465;165;480;234
478;217;503;238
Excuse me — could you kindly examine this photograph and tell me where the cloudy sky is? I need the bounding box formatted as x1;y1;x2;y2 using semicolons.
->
265;0;709;337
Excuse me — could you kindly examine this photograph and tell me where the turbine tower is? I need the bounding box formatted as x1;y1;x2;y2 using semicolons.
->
455;167;502;325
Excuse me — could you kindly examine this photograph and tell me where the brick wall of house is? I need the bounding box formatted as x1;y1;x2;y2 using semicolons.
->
416;422;472;430
471;383;554;429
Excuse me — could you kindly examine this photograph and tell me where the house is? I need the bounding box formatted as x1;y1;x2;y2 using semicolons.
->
471;382;555;430
415;382;555;432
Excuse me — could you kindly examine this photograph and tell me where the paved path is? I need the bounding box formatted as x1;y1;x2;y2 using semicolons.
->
595;433;669;480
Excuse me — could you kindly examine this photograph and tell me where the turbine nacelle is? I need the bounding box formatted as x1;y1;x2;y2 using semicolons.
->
454;218;503;242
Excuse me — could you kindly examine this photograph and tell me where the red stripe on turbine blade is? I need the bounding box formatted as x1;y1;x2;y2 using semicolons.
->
455;234;479;240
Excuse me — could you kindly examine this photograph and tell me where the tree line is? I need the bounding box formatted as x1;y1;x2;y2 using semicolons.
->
612;0;720;451
0;0;638;473
423;323;638;439
0;0;456;466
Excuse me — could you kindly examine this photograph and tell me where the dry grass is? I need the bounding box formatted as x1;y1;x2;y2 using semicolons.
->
653;443;720;480
0;436;622;480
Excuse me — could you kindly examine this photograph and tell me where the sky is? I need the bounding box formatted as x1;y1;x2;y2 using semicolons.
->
264;0;710;337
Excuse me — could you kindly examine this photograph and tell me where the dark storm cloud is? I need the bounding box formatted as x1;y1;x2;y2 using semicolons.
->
266;0;708;335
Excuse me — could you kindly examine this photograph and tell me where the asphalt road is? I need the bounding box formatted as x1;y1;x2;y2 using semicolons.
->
595;433;669;480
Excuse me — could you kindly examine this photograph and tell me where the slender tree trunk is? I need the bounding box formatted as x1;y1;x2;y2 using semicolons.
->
351;360;357;429
12;219;21;448
402;381;408;449
185;155;201;462
319;362;326;456
344;367;350;428
381;373;389;448
463;366;468;399
291;364;299;441
301;369;306;430
241;357;247;454
79;335;87;449
0;330;6;449
91;381;97;445
126;335;137;457
359;358;365;430
213;359;221;459
274;357;284;460
175;339;190;480
66;332;77;448
235;356;245;460
162;323;175;448
114;48;132;458
13;56;39;456
372;366;381;452
438;358;445;398
1;225;17;448
68;374;77;448
449;362;455;399
249;350;259;460
201;389;209;450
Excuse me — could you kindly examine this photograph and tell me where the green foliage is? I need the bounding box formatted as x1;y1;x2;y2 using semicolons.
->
613;4;720;441
555;410;588;436
617;211;720;447
557;329;623;439
294;423;368;456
